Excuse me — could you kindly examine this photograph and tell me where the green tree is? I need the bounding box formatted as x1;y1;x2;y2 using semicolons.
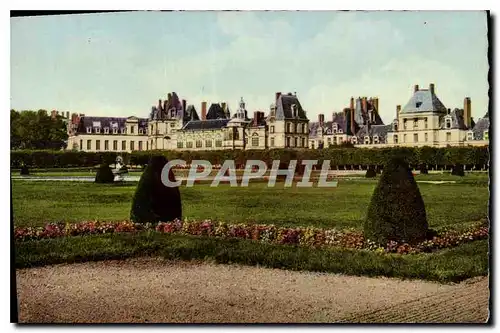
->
10;110;68;150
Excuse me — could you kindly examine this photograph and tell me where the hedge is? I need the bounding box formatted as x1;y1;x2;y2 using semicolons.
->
10;146;490;170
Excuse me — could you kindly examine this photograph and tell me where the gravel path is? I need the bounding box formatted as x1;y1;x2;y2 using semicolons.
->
16;258;489;323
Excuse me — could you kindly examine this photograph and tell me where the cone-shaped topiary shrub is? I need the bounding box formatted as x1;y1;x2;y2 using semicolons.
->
419;164;429;175
20;164;29;176
364;156;429;245
130;155;182;224
451;164;465;176
95;164;115;183
365;166;377;178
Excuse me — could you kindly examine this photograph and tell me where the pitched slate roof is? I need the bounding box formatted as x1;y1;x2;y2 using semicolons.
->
182;119;230;131
275;93;308;120
308;112;348;138
439;108;469;130
77;116;148;134
355;124;392;143
401;89;447;114
185;105;200;121
472;114;490;140
206;103;228;120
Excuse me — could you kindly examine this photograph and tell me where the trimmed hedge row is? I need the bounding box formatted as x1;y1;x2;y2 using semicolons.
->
11;146;489;169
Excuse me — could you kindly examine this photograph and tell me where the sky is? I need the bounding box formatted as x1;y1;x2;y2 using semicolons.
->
11;11;489;124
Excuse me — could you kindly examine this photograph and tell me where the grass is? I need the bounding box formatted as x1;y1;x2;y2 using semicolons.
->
12;175;489;229
14;231;488;283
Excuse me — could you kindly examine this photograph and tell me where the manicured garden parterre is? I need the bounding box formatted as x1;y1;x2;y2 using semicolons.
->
12;171;490;282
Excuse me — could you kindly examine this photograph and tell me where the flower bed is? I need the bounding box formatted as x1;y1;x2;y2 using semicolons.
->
14;219;489;255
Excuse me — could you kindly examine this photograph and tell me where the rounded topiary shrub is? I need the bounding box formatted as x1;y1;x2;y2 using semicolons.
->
20;165;29;176
451;164;465;176
364;157;429;245
130;155;182;224
95;164;115;183
365;166;377;178
419;164;429;175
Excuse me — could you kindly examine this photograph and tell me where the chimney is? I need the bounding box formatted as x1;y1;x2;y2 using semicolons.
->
158;99;163;111
373;97;379;113
221;102;227;112
201;101;207;120
350;97;354;111
51;110;57;119
414;84;419;93
253;111;259;127
464;97;471;128
350;108;355;135
182;99;187;112
66;111;69;119
318;114;325;125
362;97;368;116
396;105;401;118
275;92;282;101
429;83;435;94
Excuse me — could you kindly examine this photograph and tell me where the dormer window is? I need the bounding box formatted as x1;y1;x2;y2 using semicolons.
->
121;128;126;134
291;104;297;117
467;131;474;141
327;129;332;135
86;127;92;134
104;127;109;134
139;128;143;135
352;137;357;144
113;128;118;134
332;123;338;133
364;136;370;144
445;117;452;129
393;120;398;131
338;129;343;134
416;102;422;108
373;135;379;144
95;127;100;134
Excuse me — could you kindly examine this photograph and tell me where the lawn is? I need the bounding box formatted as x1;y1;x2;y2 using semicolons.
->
11;175;489;229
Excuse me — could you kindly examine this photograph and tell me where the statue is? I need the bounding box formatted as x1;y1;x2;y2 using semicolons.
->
113;155;128;181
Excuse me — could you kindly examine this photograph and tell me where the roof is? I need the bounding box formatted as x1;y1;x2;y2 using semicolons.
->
185;105;200;121
472;116;490;140
275;93;308;120
356;124;392;143
439;108;469;130
309;112;348;138
77;116;148;133
206;103;228;120
401;89;447;114
181;119;230;131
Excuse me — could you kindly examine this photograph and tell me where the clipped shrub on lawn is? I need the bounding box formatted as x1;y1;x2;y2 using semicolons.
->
364;156;429;245
130;155;182;224
419;164;429;174
365;166;377;178
94;164;115;183
451;164;465;176
20;164;29;176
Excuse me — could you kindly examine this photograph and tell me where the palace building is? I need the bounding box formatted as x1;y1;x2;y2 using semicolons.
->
65;84;489;153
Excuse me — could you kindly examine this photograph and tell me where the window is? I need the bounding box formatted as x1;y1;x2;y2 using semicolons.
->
215;140;222;147
311;141;315;149
138;141;143;151
416;102;422;108
177;142;184;149
294;137;298;147
424;118;428;129
304;124;308;133
96;140;101;151
467;132;474;141
393;121;398;131
205;140;212;148
113;128;118;134
270;126;274;133
104;127;109;134
446;132;451;142
484;131;489;140
425;133;428;142
104;140;109;151
86;127;92;134
327;138;332;146
413;118;418;129
170;123;175;128
122;141;126;151
130;141;135;151
95;127;101;134
113;140;117;151
252;137;259;146
352;137;357;144
139;128;143;135
403;119;407;130
338;129;342;134
394;135;398;144
79;140;83;150
403;134;407;143
327;129;332;135
302;138;306;147
186;142;193;148
287;123;292;133
445;118;451;129
294;123;298;133
286;137;291;147
373;136;379;144
364;136;370;144
413;133;418;143
333;136;337;145
121;128;126;134
270;137;275;147
196;140;203;148
151;125;154;133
